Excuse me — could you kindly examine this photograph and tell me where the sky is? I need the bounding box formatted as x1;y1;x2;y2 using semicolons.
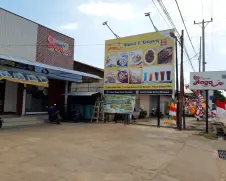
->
0;0;225;84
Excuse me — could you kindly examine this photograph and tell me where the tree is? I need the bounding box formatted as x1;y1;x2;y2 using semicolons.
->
213;90;225;103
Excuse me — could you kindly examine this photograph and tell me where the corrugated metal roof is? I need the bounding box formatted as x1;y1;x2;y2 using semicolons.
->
0;54;102;80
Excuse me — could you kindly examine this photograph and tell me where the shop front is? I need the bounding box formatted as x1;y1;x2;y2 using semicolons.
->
0;56;101;116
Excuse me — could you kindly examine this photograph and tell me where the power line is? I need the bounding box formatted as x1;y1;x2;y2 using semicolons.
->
174;0;198;57
156;0;195;71
152;0;171;28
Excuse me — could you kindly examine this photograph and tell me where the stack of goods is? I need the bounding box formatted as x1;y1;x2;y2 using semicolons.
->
165;98;177;125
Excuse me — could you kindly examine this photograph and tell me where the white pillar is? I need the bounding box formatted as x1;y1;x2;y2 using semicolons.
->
64;81;68;112
22;84;26;115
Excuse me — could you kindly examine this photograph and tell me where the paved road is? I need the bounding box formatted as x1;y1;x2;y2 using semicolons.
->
0;123;225;181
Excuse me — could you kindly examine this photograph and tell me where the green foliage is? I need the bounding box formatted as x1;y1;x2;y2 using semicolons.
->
213;90;225;103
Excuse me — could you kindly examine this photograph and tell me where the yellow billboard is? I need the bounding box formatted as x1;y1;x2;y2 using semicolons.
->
104;29;175;95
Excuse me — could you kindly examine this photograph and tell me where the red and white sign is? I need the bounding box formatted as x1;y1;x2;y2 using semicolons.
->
47;35;70;56
190;71;226;90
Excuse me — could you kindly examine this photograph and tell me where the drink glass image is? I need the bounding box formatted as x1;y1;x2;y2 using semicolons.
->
166;71;171;81
155;72;159;81
144;72;148;81
160;71;165;81
149;73;153;81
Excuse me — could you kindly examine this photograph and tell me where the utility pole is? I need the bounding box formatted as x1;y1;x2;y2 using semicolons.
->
194;18;213;72
144;12;159;32
102;21;120;39
179;30;184;130
199;37;202;72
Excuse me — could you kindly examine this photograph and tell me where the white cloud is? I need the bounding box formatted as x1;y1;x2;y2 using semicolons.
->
77;1;137;21
59;23;78;30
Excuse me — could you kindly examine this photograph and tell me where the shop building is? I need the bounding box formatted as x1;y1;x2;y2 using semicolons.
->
0;8;100;117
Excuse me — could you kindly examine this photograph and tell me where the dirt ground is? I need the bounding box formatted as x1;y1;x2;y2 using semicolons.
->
0;122;225;181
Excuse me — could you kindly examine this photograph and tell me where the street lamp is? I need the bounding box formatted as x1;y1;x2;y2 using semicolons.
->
170;32;180;129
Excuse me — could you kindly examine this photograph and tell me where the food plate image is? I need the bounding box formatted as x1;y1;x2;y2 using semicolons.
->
105;71;116;84
27;75;38;82
0;71;12;78
12;72;25;80
129;50;142;66
144;49;156;65
157;47;173;64
117;52;128;67
106;54;117;68
117;69;128;83
129;68;142;84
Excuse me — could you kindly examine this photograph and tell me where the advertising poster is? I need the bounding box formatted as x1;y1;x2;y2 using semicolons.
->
0;69;48;87
103;95;135;114
104;29;175;95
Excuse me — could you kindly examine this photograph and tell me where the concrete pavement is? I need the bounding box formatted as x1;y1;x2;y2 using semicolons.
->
0;123;225;181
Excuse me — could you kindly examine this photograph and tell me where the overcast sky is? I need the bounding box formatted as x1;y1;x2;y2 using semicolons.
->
0;0;225;84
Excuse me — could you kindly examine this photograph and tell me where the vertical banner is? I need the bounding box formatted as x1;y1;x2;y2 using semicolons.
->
104;29;175;95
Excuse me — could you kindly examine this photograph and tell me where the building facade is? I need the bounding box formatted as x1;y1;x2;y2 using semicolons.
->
0;8;100;116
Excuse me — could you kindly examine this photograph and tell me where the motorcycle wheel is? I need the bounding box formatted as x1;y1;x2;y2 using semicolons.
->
160;114;164;119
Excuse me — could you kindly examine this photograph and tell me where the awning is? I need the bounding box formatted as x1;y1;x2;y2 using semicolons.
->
65;91;99;96
0;54;102;82
0;69;48;87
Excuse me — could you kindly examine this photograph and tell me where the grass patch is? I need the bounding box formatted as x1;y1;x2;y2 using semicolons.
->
194;132;217;140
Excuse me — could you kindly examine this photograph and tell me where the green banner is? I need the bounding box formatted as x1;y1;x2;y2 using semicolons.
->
103;95;136;114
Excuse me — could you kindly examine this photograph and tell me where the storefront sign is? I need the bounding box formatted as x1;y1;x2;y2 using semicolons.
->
0;59;35;71
0;70;48;87
48;35;70;56
103;95;135;114
104;29;175;95
190;71;226;90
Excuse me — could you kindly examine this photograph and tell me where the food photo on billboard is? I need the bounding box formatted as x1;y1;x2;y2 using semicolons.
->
104;29;175;95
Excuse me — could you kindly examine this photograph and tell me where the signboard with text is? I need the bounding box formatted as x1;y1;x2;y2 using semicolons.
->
104;29;175;95
190;71;226;90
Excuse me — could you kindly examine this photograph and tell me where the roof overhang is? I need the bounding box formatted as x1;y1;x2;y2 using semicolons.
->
0;54;102;83
64;91;100;96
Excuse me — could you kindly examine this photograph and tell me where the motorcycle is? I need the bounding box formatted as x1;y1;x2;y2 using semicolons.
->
150;108;164;119
47;104;61;124
138;108;147;119
0;117;3;128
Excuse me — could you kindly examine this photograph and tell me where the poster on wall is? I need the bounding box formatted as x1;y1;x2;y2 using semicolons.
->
103;95;136;114
190;71;226;90
104;29;175;95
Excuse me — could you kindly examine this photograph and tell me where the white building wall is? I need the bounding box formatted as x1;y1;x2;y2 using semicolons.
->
0;9;38;61
71;79;104;94
4;81;18;112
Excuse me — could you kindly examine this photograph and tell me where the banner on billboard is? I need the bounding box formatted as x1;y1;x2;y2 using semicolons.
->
190;71;226;90
103;95;135;114
104;29;175;95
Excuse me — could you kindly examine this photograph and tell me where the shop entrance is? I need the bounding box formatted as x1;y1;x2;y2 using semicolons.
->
0;80;5;114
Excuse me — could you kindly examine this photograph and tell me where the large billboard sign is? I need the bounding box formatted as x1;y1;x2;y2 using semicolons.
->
104;29;175;95
190;71;226;90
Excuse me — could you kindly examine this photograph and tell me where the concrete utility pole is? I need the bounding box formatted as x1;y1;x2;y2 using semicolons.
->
199;36;202;72
194;18;213;72
179;30;184;130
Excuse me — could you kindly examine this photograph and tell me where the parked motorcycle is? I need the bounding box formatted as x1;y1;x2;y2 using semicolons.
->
150;108;164;119
0;117;3;128
47;104;61;124
138;108;147;119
